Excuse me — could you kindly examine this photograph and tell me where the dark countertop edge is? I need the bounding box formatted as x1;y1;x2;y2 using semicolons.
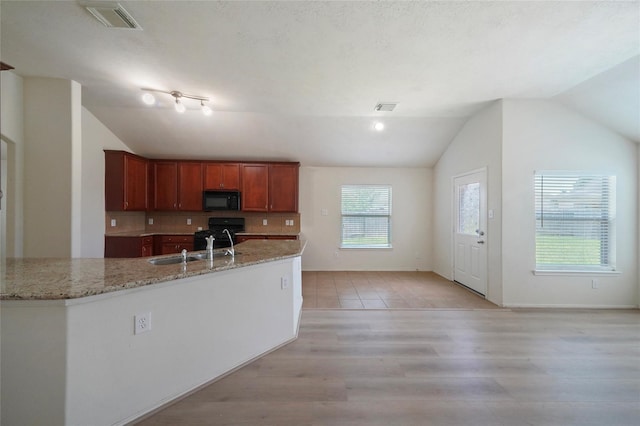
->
236;232;300;236
105;232;301;237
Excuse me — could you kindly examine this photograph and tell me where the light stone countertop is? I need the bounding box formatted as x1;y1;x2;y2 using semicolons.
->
1;239;306;301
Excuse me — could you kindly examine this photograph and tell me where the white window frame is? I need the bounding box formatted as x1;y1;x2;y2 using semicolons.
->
534;171;616;274
340;184;392;249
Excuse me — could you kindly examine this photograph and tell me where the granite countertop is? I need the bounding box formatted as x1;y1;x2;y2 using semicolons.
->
1;240;306;301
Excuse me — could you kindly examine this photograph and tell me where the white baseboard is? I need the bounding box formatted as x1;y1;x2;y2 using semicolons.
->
502;304;638;309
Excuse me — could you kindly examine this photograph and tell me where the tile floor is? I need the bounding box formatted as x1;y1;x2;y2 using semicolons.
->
302;271;498;309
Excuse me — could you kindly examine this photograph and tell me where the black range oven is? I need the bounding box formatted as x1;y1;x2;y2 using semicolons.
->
193;217;245;250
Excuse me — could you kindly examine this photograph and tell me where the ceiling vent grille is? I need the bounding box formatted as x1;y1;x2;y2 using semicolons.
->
375;103;397;112
83;2;142;29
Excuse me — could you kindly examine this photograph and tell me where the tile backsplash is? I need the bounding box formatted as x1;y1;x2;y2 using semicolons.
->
106;211;300;235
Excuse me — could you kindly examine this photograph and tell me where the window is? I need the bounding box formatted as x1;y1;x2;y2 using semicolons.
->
535;172;616;271
341;185;391;248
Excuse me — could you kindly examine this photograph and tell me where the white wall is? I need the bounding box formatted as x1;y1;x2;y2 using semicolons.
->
1;73;131;258
300;166;432;271
502;99;638;307
1;258;300;425
0;71;25;257
432;101;503;305
23;78;81;257
81;108;131;257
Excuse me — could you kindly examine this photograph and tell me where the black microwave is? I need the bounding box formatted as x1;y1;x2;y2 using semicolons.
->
202;190;241;211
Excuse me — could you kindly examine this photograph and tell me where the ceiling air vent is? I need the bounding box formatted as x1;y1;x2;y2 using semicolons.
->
374;103;397;112
83;2;142;29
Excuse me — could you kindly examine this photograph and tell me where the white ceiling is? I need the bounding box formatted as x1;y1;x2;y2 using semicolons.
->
1;1;638;167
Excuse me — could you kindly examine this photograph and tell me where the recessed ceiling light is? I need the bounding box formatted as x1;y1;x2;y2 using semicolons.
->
374;122;385;131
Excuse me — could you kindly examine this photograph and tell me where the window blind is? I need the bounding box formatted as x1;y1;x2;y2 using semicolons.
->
534;172;616;271
341;185;392;248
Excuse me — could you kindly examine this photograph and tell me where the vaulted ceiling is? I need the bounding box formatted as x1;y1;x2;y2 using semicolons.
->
1;1;638;166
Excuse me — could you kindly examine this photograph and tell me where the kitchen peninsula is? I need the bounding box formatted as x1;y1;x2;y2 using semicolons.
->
1;239;305;426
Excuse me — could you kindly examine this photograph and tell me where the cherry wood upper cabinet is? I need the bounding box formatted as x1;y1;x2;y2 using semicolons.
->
178;162;203;210
241;164;269;211
152;161;203;211
240;162;299;213
203;163;240;190
104;150;148;211
269;163;299;212
153;162;178;210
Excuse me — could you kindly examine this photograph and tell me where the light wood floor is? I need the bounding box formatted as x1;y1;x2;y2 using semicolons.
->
136;286;640;425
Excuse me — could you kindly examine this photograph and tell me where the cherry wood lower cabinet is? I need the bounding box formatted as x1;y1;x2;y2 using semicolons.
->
236;235;298;243
155;235;194;255
105;236;154;258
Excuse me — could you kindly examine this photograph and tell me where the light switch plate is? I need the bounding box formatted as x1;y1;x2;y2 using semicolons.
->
263;219;268;226
148;218;154;225
110;219;116;227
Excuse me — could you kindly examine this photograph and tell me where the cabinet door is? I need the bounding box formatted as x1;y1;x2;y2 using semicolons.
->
124;155;148;210
204;163;240;190
153;162;178;210
241;164;269;211
178;162;203;210
105;236;143;258
221;163;240;189
104;150;148;211
203;163;223;190
159;235;194;254
269;164;299;212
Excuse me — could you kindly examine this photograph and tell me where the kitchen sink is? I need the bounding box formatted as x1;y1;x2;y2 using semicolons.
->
148;255;202;265
148;249;241;265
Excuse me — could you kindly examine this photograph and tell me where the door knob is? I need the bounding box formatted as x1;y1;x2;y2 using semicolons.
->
477;240;485;244
476;229;485;236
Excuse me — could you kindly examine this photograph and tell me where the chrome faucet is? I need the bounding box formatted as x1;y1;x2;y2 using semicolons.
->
181;248;188;263
223;229;234;257
205;235;215;259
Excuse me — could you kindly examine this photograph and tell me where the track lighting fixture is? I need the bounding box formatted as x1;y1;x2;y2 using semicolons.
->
201;100;213;116
140;88;213;116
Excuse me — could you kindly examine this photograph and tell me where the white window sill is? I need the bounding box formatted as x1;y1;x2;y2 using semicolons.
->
340;246;393;250
533;270;621;277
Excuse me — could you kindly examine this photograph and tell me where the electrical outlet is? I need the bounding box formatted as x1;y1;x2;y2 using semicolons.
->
148;218;154;225
334;251;339;258
134;312;151;335
592;279;598;289
110;219;117;227
263;219;268;226
197;226;203;231
281;277;289;290
290;219;294;226
187;218;192;225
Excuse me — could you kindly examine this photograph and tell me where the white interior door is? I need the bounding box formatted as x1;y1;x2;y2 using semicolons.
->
453;170;487;296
